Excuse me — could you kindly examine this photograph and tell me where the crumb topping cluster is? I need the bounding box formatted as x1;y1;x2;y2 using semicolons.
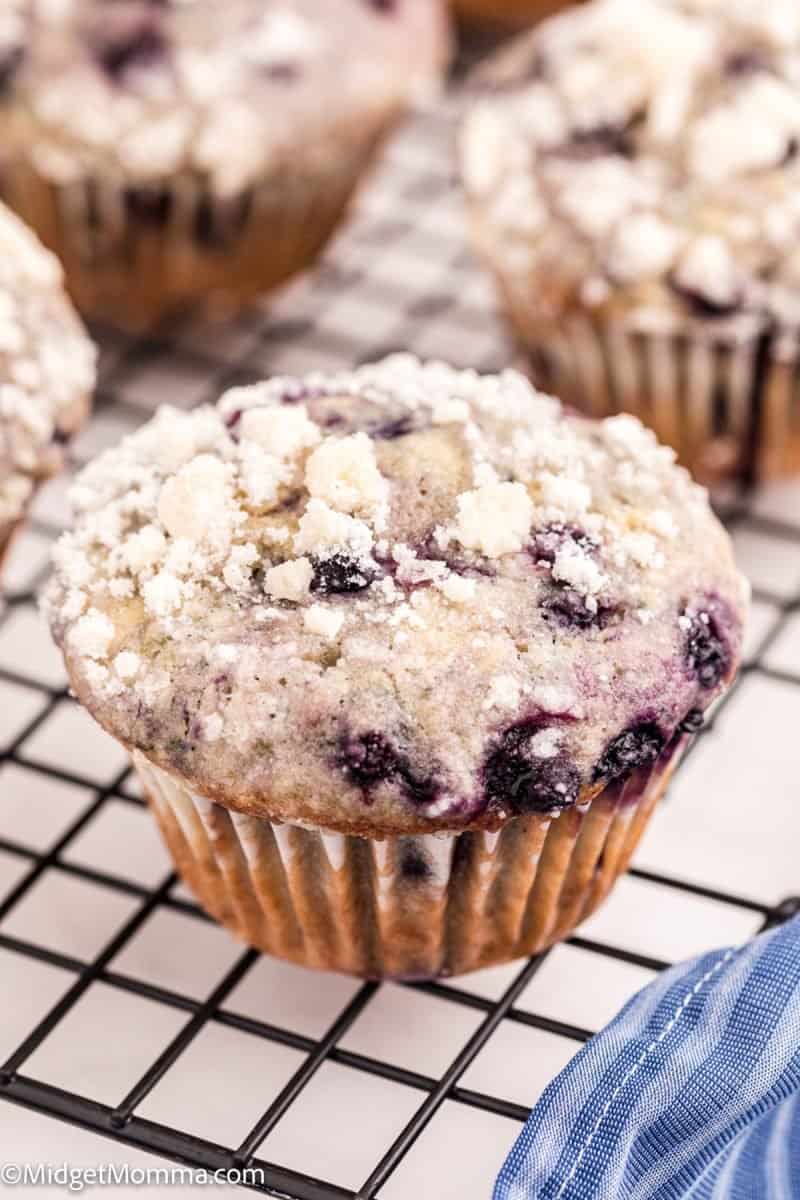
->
0;202;95;526
4;1;447;193
461;0;800;333
47;356;746;835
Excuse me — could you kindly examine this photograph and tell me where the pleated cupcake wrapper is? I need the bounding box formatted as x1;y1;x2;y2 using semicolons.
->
0;131;383;330
0;517;20;575
502;293;800;484
135;740;683;980
453;0;572;28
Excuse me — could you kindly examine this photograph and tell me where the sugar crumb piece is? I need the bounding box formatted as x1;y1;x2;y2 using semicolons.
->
121;525;167;573
533;684;578;715
483;674;521;711
69;609;115;661
114;651;141;681
239;402;321;460
528;728;562;759
437;574;477;604
203;713;224;742
304;433;387;516
303;605;344;639
143;571;184;617
157;454;232;545
294;499;373;556
552;544;606;600
451;482;533;558
223;543;259;591
264;557;313;602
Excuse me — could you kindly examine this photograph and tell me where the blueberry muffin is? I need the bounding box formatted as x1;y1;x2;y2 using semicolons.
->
0;201;94;573
0;0;449;330
461;0;800;482
453;1;576;32
45;356;746;978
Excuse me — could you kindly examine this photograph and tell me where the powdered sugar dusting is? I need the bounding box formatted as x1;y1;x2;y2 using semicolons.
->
7;0;448;193
461;0;800;331
45;355;745;836
0;202;94;525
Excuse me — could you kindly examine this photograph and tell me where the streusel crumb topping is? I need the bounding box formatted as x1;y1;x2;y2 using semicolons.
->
46;356;746;834
3;1;447;193
0;202;95;526
461;0;800;337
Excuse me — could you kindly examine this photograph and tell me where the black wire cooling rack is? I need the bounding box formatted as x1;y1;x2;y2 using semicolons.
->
1;41;799;1200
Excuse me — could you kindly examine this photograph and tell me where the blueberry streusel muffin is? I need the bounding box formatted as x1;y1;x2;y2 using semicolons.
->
0;201;94;574
0;0;448;330
461;0;800;482
45;356;746;978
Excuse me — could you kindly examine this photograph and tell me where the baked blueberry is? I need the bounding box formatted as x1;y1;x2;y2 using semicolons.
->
559;123;635;159
96;23;167;80
668;275;741;320
339;731;399;788
484;720;580;814
311;553;377;595
338;731;438;806
593;722;665;784
678;708;705;734
540;586;618;630
683;605;731;690
529;523;595;566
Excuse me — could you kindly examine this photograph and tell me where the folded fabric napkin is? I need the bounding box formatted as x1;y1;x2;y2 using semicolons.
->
495;914;800;1200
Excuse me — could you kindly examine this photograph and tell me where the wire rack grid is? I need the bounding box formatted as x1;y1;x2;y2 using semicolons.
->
0;55;799;1200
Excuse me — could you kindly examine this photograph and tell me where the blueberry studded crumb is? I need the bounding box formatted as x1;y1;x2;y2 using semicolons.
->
593;722;665;785
339;731;397;788
554;122;637;161
725;50;773;77
529;523;596;567
310;553;377;595
484;719;580;815
370;414;417;440
540;586;619;631
683;603;731;690
678;708;705;734
337;731;438;806
95;22;167;81
668;274;742;320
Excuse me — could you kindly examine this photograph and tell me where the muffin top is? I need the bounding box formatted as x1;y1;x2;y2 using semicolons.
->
0;202;95;529
1;0;448;193
46;356;746;835
461;0;800;339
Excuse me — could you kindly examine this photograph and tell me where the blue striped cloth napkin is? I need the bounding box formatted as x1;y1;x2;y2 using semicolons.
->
495;915;800;1200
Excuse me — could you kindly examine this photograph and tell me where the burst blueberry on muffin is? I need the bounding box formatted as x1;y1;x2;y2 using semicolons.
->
461;0;800;482
0;201;94;574
45;356;746;978
0;0;448;329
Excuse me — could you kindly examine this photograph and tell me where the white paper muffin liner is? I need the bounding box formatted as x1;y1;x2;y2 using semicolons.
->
502;294;800;484
134;741;684;980
0;517;20;576
0;129;385;330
